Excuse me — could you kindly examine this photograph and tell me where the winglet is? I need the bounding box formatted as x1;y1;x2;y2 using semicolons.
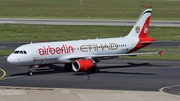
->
158;50;163;56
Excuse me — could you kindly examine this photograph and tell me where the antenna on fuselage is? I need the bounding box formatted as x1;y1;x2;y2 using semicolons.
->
96;35;100;39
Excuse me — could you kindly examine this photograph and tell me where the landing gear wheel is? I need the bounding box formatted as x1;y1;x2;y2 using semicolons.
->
27;65;34;76
94;67;99;73
64;64;72;71
91;67;99;73
27;71;33;76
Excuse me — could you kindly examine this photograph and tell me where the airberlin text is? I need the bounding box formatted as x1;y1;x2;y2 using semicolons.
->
38;44;74;56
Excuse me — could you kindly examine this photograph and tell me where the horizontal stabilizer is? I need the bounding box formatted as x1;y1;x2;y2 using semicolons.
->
158;50;163;56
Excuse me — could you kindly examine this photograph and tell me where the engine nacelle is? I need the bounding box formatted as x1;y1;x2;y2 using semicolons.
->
72;59;94;72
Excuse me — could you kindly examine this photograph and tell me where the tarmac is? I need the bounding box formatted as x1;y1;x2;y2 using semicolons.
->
0;86;180;101
1;41;180;101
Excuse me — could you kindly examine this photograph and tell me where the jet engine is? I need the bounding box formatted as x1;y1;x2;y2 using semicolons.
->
72;59;94;72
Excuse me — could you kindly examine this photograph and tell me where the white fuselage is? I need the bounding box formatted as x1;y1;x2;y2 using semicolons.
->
7;37;138;66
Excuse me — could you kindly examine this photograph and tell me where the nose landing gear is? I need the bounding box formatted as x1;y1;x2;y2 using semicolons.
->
27;65;34;76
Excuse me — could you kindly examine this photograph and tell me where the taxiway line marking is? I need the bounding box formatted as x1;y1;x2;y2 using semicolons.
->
159;85;180;95
0;68;6;79
0;86;54;91
0;76;22;81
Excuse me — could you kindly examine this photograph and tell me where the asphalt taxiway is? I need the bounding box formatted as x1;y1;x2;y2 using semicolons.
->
0;43;180;100
0;57;180;95
0;18;179;100
0;42;180;94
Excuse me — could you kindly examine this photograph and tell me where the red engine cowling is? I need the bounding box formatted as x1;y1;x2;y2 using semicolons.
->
72;59;93;72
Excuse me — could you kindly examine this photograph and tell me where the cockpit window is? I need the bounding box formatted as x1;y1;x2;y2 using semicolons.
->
14;51;19;54
14;50;27;54
20;51;23;54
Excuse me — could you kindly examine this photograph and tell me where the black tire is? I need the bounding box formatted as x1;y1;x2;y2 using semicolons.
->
92;67;99;73
27;71;33;76
64;63;72;70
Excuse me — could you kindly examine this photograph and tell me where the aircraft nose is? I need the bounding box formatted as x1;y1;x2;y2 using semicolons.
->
7;54;19;64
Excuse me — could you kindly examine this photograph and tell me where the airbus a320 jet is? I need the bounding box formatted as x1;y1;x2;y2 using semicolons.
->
7;7;162;75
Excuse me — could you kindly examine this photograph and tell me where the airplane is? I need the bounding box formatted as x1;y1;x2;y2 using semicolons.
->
7;7;162;76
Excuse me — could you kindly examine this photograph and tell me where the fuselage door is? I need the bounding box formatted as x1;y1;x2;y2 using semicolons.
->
32;46;43;64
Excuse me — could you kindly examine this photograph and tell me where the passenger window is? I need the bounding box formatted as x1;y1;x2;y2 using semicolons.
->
20;51;23;54
23;51;27;54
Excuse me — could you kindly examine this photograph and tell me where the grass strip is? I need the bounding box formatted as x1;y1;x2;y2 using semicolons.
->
0;0;180;20
0;24;180;42
0;50;13;56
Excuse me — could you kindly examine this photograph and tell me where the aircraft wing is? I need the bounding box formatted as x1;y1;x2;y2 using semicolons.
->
69;50;162;60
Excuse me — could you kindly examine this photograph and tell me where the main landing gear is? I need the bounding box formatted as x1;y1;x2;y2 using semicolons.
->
27;65;34;76
92;67;99;73
64;63;72;71
91;67;99;73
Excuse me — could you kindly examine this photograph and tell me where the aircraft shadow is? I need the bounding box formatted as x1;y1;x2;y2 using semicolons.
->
100;62;168;69
98;71;159;75
9;62;164;76
9;65;73;76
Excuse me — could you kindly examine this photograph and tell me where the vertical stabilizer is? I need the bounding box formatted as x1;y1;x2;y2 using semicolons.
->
126;7;152;38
